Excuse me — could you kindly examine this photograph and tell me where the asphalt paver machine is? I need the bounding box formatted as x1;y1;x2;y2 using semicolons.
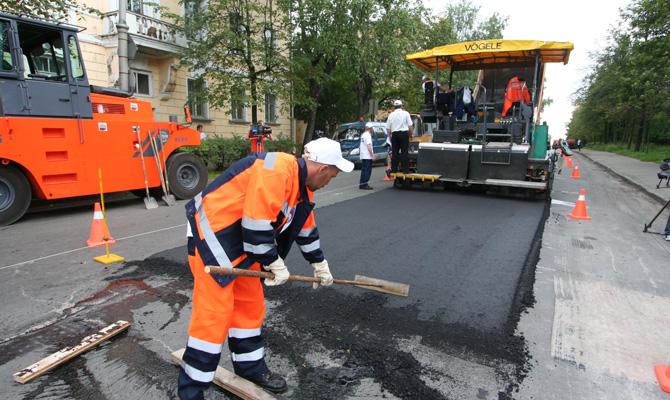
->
396;39;573;198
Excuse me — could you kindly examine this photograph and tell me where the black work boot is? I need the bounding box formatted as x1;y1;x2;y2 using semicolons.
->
246;371;288;393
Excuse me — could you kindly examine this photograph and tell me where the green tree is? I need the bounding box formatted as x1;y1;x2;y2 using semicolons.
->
172;0;290;124
0;0;98;20
290;0;356;144
569;0;669;150
342;0;425;118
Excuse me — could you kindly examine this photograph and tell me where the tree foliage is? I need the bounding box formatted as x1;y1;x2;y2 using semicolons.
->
568;0;670;150
167;0;505;141
170;0;291;124
290;0;506;142
0;0;98;21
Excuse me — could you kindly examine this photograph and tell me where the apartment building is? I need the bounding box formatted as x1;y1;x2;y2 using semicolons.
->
73;0;293;139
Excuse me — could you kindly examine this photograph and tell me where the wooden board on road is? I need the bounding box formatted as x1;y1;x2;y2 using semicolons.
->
13;320;131;384
171;348;277;400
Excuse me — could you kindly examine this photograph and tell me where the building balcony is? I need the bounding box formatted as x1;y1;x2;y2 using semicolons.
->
101;11;186;56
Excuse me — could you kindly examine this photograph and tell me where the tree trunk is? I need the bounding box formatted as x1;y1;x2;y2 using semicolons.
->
250;75;258;124
303;78;323;145
304;109;317;145
634;111;645;152
355;69;373;118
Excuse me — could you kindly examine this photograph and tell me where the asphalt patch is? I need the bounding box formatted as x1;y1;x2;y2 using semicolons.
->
267;188;549;399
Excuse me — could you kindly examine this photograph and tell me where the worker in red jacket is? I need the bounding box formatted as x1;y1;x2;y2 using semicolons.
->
178;138;353;399
502;76;531;117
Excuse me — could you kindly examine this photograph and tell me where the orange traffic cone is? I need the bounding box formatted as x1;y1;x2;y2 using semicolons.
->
571;163;581;179
568;189;592;220
87;202;116;247
655;363;670;393
566;156;573;168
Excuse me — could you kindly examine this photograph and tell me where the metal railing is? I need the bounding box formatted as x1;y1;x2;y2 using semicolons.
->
101;11;187;48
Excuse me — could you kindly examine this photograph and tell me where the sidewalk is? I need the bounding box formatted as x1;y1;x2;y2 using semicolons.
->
517;149;670;400
578;149;668;205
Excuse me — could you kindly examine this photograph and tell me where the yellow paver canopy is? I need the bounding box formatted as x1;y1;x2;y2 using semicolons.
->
405;39;574;71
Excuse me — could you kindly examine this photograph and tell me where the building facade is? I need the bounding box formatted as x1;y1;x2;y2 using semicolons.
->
73;0;293;139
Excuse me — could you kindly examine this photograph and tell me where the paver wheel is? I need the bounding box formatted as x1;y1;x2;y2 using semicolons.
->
0;165;32;226
166;153;208;199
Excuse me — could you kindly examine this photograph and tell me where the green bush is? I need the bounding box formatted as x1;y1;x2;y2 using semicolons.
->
221;135;249;168
265;134;297;154
183;134;300;172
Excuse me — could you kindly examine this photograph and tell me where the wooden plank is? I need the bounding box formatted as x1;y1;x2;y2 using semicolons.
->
171;348;277;400
13;320;130;384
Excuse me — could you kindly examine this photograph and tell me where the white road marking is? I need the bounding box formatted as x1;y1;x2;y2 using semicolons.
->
0;224;186;271
551;199;576;207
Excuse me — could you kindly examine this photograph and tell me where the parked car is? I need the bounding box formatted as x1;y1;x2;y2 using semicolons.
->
333;121;388;168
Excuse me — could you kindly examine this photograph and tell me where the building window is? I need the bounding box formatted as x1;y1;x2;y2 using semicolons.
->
228;11;244;56
132;70;152;96
187;77;208;119
128;0;143;14
230;88;246;121
264;93;277;123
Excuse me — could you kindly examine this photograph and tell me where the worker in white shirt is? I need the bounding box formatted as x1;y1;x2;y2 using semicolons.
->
359;126;375;190
386;100;413;174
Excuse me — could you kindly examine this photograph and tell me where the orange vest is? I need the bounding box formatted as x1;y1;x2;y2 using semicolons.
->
502;76;531;116
186;153;323;287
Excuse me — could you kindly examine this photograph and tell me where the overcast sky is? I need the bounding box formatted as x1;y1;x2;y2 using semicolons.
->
425;0;631;139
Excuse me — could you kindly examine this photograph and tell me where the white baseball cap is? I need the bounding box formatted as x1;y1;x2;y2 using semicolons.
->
303;138;354;173
393;99;402;106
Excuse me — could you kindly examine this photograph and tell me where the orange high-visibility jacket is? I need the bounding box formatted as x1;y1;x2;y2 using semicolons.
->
502;76;531;117
185;152;323;287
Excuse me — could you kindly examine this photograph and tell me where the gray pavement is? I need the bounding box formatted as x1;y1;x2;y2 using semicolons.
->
518;151;670;400
579;149;669;205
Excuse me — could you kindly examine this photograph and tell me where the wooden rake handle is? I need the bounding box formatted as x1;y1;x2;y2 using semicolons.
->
204;266;384;288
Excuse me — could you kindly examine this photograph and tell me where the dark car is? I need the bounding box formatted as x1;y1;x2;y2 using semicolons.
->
333;121;388;168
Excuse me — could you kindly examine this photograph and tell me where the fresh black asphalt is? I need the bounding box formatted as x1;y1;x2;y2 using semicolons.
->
285;187;546;333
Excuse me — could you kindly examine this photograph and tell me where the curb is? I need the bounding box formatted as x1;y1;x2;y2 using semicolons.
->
577;152;666;205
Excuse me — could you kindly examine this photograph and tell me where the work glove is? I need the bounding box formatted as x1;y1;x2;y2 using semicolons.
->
311;260;334;289
263;257;290;286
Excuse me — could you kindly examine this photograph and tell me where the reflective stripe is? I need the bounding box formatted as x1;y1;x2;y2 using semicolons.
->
231;347;264;362
300;240;321;253
195;194;232;267
281;201;290;216
264;152;278;170
94;211;103;219
243;242;273;254
187;336;223;354
181;361;216;383
228;327;261;339
242;216;272;231
280;204;296;234
298;227;314;237
186;222;193;238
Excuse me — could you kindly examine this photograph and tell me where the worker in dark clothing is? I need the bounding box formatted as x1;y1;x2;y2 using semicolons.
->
386;100;413;174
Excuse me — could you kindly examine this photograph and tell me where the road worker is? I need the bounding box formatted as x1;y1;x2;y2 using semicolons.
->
177;138;354;399
386;100;413;174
